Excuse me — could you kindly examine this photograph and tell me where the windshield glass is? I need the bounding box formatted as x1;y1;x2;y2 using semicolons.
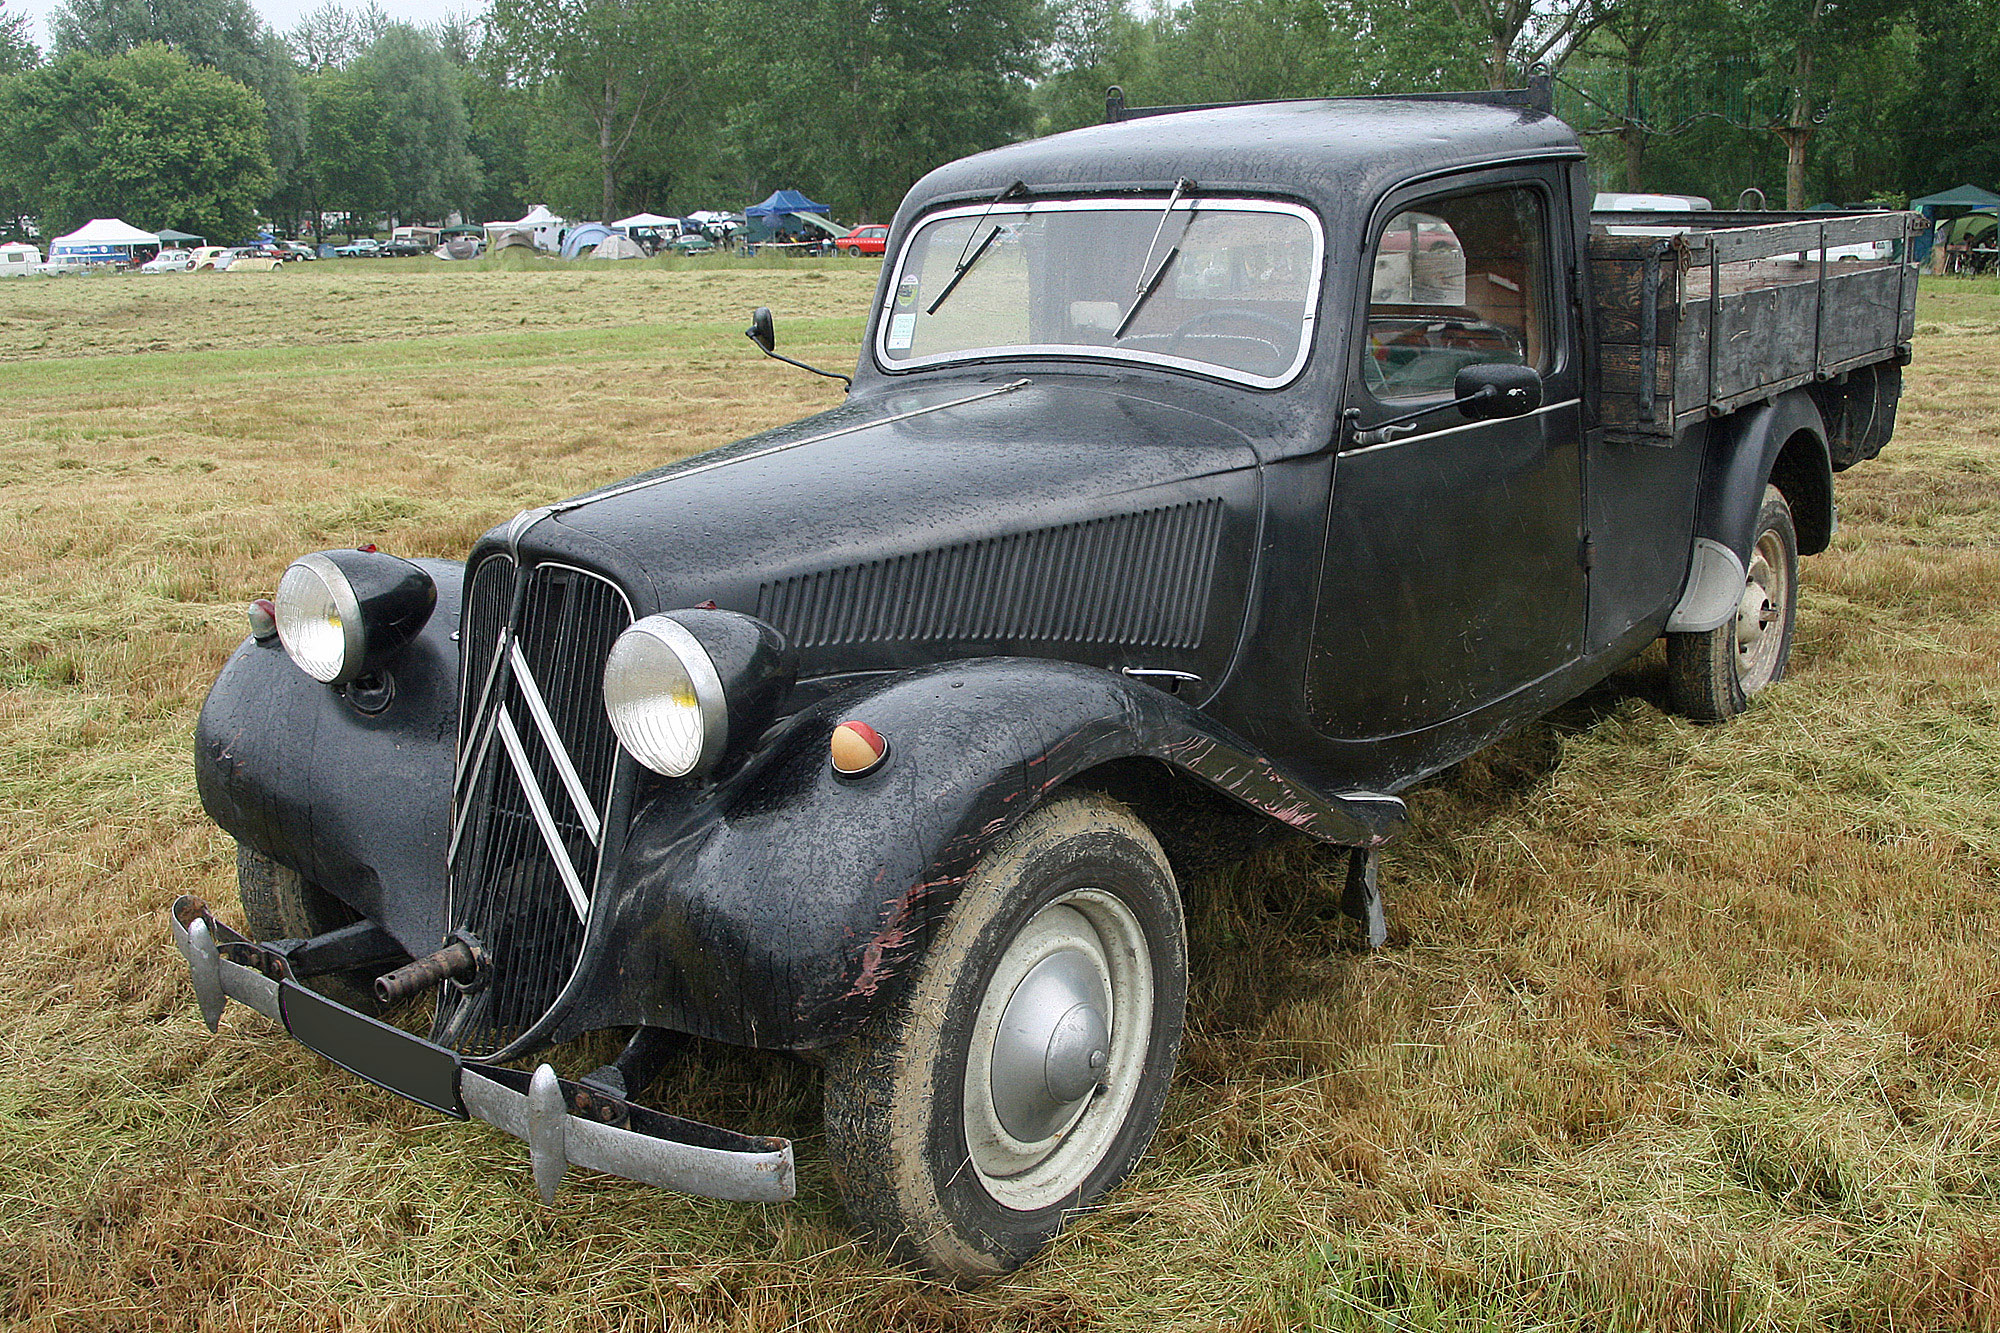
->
877;197;1323;387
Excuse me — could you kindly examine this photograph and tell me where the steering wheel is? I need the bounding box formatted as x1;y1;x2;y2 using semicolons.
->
1164;308;1296;374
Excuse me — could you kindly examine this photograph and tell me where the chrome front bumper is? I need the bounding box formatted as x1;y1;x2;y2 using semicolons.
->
168;896;795;1205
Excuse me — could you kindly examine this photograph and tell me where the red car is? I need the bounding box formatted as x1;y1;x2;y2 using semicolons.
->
834;224;888;257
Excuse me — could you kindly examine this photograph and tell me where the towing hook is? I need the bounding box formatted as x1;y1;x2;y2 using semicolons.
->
374;936;483;1004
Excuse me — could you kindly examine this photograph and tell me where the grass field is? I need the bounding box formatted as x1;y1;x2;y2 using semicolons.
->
0;262;1995;1332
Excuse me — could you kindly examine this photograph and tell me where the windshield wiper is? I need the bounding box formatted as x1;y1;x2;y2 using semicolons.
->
926;179;1024;316
1114;179;1196;339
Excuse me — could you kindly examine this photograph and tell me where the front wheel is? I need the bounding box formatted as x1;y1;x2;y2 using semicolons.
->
1665;485;1798;722
823;794;1187;1282
235;843;378;1010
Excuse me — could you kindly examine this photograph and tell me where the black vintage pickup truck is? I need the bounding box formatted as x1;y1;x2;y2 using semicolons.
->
171;81;1916;1280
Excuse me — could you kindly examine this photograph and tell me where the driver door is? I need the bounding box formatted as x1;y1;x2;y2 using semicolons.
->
1307;167;1586;742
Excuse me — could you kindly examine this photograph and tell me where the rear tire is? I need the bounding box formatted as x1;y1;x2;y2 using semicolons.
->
1665;485;1798;722
822;794;1187;1282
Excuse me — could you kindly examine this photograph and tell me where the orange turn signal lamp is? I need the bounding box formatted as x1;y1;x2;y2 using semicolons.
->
830;720;888;777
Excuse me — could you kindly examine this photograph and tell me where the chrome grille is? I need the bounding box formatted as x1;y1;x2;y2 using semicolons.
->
437;556;632;1057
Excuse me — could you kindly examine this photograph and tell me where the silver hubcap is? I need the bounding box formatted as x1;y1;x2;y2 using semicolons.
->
1735;527;1790;693
963;890;1153;1210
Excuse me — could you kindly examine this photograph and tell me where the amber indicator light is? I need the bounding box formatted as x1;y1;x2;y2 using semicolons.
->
830;721;888;776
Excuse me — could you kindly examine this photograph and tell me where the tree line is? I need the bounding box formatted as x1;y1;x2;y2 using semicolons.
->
0;0;1992;246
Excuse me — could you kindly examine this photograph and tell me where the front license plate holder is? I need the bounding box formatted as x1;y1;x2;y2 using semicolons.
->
279;979;466;1119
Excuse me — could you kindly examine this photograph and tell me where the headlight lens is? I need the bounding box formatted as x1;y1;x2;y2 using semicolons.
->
603;615;728;777
272;549;435;685
275;555;363;683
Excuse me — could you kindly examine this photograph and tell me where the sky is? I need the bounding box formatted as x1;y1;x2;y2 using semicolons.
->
13;0;481;49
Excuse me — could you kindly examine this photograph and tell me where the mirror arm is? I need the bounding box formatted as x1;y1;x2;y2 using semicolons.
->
743;318;853;389
1346;384;1498;447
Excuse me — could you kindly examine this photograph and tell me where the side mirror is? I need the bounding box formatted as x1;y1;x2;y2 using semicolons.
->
746;306;775;353
1454;363;1543;419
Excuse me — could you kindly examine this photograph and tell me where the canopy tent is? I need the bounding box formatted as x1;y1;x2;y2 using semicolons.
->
745;190;828;218
49;217;159;263
743;191;832;242
1909;185;1999;263
613;212;678;231
155;227;205;248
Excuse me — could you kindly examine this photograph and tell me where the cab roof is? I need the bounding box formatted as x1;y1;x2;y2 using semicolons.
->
897;97;1584;226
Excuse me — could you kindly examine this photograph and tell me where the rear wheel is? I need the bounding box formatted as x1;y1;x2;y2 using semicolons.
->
1666;485;1798;722
823;794;1187;1282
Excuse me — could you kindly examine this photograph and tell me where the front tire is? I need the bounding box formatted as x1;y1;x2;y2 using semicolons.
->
235;843;377;1010
823;794;1187;1282
1666;485;1798;722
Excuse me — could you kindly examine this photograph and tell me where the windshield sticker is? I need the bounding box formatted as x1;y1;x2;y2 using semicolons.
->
895;275;920;309
887;312;917;350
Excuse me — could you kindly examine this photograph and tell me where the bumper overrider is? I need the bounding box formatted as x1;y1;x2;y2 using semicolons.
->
168;896;795;1205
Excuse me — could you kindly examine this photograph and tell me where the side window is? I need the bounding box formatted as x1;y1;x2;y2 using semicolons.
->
1363;186;1550;401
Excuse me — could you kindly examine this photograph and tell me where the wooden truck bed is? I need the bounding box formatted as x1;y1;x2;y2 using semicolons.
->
1589;210;1919;441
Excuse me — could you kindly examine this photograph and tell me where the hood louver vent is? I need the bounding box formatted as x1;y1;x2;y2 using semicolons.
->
755;499;1225;652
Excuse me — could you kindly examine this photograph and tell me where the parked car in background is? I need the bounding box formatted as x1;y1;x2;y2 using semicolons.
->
834;224;889;256
380;237;432;258
189;246;232;271
141;249;194;273
279;241;318;261
222;248;283;272
335;238;383;258
670;233;715;255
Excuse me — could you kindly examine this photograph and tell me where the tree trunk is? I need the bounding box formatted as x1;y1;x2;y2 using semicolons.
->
1777;4;1821;209
1622;62;1645;190
600;76;618;222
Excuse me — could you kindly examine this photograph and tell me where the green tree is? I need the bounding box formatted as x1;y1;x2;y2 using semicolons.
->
52;0;265;85
302;67;389;235
485;0;712;222
0;2;37;74
729;0;1045;224
351;22;480;222
0;43;272;238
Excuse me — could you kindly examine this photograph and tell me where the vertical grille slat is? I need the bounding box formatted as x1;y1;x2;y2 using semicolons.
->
438;558;632;1058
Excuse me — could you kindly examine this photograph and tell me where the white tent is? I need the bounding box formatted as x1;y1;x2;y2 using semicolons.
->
49;217;159;263
612;212;677;231
484;204;564;253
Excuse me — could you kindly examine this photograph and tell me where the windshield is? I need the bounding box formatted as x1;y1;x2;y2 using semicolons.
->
877;196;1323;387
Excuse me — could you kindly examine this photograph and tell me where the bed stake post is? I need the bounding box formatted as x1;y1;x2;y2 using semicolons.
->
1342;846;1386;949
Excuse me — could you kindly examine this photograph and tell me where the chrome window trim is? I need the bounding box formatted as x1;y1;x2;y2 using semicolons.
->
875;195;1325;390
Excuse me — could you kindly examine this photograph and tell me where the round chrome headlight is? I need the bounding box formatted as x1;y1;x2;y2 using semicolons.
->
275;555;363;683
603;615;729;777
273;550;436;685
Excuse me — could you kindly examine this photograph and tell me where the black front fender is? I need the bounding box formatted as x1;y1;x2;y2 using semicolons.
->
578;658;1403;1051
194;559;464;954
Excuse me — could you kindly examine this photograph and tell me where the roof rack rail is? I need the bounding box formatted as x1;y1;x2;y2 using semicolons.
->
1104;74;1554;124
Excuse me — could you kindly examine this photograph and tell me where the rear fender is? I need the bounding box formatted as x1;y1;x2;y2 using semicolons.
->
584;658;1403;1050
1696;390;1832;560
1669;390;1830;631
194;559;463;954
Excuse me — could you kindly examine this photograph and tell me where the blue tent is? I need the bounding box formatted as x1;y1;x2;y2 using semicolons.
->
745;189;829;218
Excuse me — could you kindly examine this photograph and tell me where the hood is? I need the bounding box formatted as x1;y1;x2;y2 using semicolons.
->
514;378;1264;680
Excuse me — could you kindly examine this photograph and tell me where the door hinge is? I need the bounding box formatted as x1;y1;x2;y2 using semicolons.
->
1580;534;1596;570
